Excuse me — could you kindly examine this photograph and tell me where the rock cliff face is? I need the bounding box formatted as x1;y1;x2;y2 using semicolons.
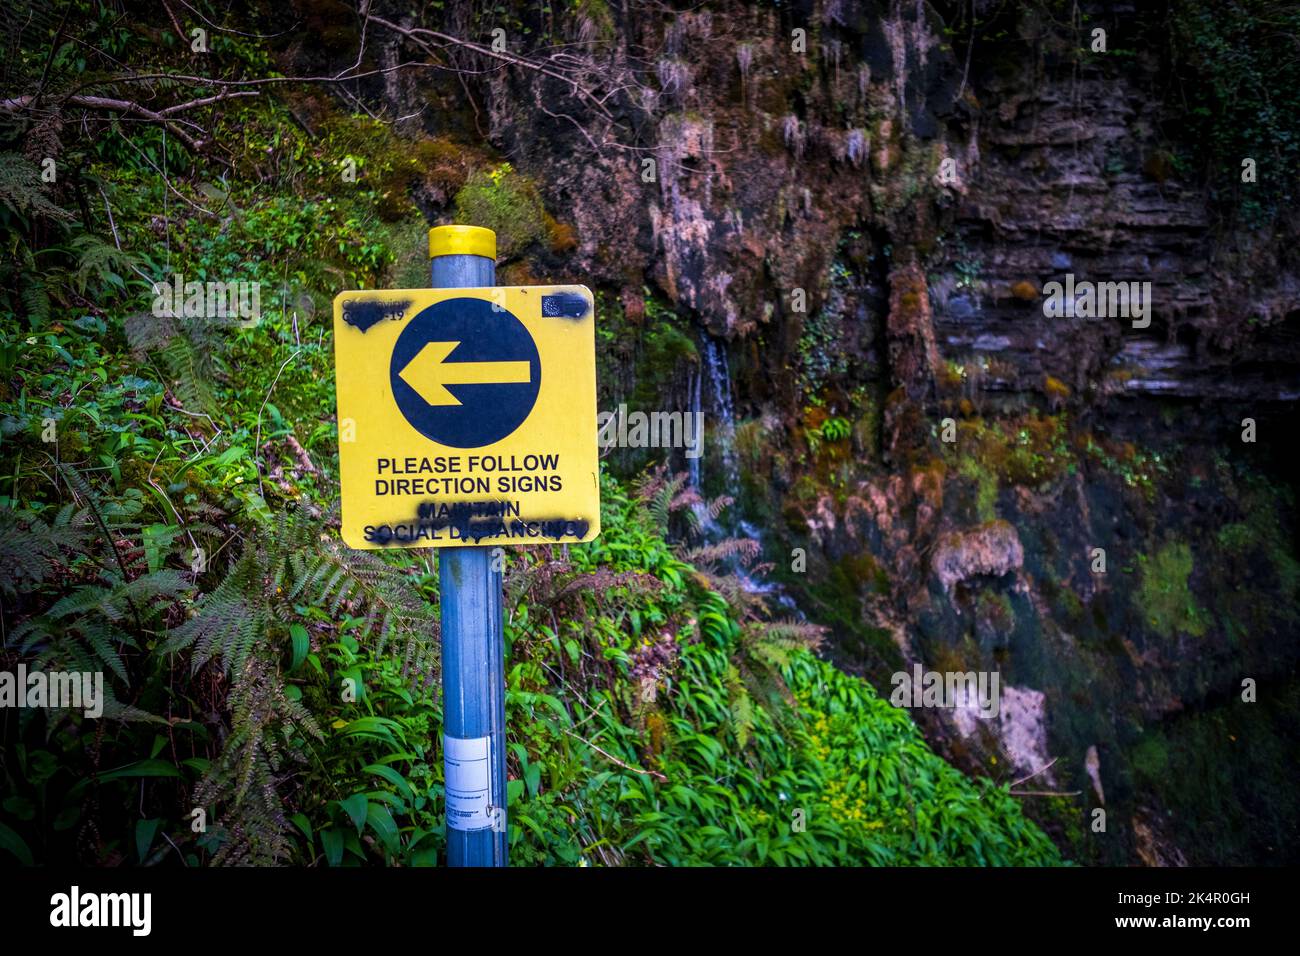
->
935;26;1300;406
333;0;1299;864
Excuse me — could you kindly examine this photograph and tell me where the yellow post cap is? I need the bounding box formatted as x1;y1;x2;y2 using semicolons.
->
428;224;497;260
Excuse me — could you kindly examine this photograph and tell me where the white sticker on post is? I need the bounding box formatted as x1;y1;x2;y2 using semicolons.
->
444;734;494;831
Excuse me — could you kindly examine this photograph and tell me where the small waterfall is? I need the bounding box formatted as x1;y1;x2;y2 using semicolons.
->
702;336;739;490
687;363;702;490
688;335;798;614
676;333;802;617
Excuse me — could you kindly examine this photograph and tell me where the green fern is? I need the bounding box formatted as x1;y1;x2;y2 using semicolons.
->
124;311;223;413
724;662;756;748
2;501;183;720
9;564;186;703
194;649;319;865
0;504;89;599
0;243;53;326
66;233;143;296
0;151;75;224
733;618;827;714
169;507;431;864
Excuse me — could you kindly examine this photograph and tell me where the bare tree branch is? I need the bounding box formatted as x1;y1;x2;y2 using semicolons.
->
0;90;259;152
367;14;616;122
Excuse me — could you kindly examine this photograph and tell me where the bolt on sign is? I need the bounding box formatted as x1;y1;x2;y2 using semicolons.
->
332;286;600;549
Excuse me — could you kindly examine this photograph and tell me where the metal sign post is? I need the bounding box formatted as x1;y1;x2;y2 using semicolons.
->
332;224;599;867
429;226;508;867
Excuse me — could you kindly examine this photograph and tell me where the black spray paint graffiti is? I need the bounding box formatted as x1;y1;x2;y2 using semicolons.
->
365;500;589;545
342;298;412;332
539;292;591;320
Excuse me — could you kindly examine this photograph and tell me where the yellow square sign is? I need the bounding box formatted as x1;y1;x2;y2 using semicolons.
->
332;286;599;550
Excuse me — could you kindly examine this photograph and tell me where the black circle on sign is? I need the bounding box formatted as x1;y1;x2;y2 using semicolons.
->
389;297;540;448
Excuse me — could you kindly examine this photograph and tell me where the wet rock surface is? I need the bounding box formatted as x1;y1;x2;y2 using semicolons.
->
346;0;1300;864
932;520;1024;594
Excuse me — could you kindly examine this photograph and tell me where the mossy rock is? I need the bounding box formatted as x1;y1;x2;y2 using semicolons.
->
453;162;547;259
1135;542;1207;638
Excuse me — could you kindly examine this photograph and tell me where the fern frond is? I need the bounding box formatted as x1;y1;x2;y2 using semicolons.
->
684;537;761;569
751;617;828;651
723;662;756;748
703;494;734;522
0;506;90;598
0;152;75;223
195;649;309;865
20;271;50;325
68;233;143;296
45;585;114;621
75;617;131;684
124;311;222;412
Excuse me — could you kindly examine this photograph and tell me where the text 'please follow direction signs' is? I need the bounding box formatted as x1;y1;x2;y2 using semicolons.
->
333;286;600;550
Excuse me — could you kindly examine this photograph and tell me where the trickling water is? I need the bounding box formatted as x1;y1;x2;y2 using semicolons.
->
687;363;702;490
702;336;739;489
689;335;801;615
